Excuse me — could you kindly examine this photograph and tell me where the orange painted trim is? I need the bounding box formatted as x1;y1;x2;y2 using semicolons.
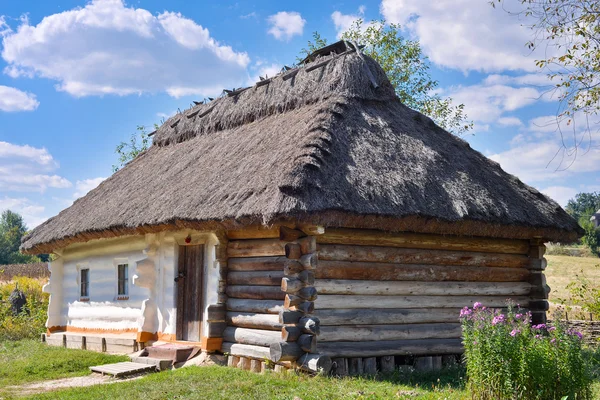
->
201;337;223;352
47;326;66;335
65;326;138;334
157;332;177;342
137;331;157;343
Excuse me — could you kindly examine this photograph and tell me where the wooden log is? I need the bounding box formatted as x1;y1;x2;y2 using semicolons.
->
315;280;532;296
206;304;226;322
228;239;285;258
227;355;240;367
227;226;280;240
319;323;462;342
298;287;318;300
226;312;282;331
206;321;227;338
294;302;314;314
432;356;442;370
317;229;529;255
279;310;303;324
414;356;433;371
331;357;348;376
297;353;332;373
380;356;395;373
348;358;363;376
223;327;281;347
529;258;547;271
317;244;529;268
228;256;287;271
299;253;318;270
298;236;317;254
298;225;325;236
274;364;286;373
238;357;251;370
226;285;285;300
283;261;304;275
226;299;284;314
529;300;549;311
529;244;546;259
315;295;530;310
280;226;306;242
281;277;304;293
299;317;320;335
285;243;302;259
284;294;303;308
227;271;284;286
222;342;271;359
270;341;304;362
250;359;262;373
316;260;530;282
317;338;463;358
363;357;377;375
314;308;462;326
298;334;317;352
293;270;315;285
282;326;302;342
260;361;269;373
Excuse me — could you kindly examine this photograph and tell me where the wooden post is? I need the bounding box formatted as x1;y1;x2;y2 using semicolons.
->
332;357;348;377
348;358;363;375
250;359;262;373
238;357;251;370
380;356;395;373
363;357;377;375
528;239;548;325
228;355;240;367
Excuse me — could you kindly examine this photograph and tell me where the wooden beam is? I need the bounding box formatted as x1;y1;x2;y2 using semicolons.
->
297;353;332;373
285;243;302;259
299;317;320;335
270;341;304;362
226;299;284;314
317;338;463;358
222;342;271;359
226;226;280;240
223;327;281;347
315;280;532;296
279;227;306;242
313;308;463;326
228;239;285;258
228;256;287;272
317;229;529;255
227;271;284;286
319;323;462;342
226;312;282;330
298;334;317;352
279;310;303;324
315;295;530;310
226;285;285;300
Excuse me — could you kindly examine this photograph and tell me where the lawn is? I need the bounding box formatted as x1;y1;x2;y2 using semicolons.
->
545;254;600;312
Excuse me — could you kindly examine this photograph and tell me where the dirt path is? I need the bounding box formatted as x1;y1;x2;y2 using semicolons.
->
4;373;144;397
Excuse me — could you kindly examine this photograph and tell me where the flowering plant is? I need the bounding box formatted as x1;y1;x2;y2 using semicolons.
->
460;302;592;400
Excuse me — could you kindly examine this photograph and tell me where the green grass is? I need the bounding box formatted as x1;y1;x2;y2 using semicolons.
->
0;339;127;387
28;364;469;400
546;254;600;310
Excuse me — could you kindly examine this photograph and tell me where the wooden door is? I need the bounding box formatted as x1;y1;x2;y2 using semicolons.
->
176;244;204;341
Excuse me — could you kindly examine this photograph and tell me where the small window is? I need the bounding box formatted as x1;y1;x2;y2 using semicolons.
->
117;264;128;297
80;268;90;299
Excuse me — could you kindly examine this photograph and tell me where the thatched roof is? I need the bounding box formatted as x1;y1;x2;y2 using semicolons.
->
22;42;582;253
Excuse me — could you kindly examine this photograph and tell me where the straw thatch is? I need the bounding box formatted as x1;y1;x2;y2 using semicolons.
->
21;44;582;254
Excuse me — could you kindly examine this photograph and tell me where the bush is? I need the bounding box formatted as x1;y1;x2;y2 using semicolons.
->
0;277;48;341
461;303;593;400
565;268;600;318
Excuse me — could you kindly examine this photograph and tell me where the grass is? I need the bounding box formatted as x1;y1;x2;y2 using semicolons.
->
546;254;600;311
0;339;127;387
27;364;470;400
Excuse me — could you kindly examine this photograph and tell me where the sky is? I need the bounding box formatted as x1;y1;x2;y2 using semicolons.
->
0;0;599;229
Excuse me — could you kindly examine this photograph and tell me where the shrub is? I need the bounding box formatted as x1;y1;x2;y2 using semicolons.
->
565;268;600;318
461;303;593;400
0;277;48;341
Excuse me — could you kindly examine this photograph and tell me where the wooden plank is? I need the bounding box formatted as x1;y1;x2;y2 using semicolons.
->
226;299;284;314
315;295;529;310
228;256;288;272
317;244;530;268
221;342;271;360
317;229;529;255
223;327;281;347
315;260;530;282
227;239;285;258
227;226;280;240
319;323;462;342
89;362;155;377
227;271;284;286
313;308;463;326
226;312;283;330
315;280;532;296
226;285;285;300
176;245;185;340
317;338;463;358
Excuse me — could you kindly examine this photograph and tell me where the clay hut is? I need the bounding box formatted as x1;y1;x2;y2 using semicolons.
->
22;41;581;374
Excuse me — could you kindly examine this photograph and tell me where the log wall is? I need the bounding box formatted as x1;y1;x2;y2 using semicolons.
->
313;228;543;359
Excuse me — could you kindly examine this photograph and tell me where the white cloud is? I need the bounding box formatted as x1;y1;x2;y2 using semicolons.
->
331;7;365;39
73;177;106;199
497;117;523;127
540;186;578;207
380;0;545;73
0;197;47;229
267;11;305;41
0;85;39;112
247;63;281;86
1;0;250;98
0;141;71;192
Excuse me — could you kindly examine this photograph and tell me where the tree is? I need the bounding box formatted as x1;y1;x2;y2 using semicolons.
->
565;191;600;221
112;125;151;172
0;210;39;265
492;0;600;154
298;22;473;135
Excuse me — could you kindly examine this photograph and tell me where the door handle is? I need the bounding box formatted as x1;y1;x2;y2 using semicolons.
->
174;272;186;283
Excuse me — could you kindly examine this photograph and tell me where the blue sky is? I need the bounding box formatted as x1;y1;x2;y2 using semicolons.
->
0;0;598;229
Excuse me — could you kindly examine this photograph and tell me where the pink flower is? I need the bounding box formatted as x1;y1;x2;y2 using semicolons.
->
548;326;556;332
459;307;473;318
535;334;542;339
492;314;506;325
515;313;523;319
510;329;520;337
550;338;557;344
473;302;483;309
533;324;547;330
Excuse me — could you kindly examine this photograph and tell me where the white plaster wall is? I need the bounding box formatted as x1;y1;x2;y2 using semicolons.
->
51;230;221;338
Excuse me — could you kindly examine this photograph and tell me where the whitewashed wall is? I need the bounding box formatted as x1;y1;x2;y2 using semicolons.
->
45;231;221;340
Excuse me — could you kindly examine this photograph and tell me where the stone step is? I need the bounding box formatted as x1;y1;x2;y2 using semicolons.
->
90;362;156;377
130;356;173;371
145;344;196;362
